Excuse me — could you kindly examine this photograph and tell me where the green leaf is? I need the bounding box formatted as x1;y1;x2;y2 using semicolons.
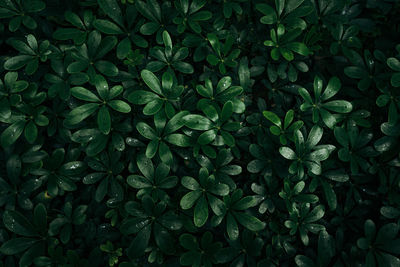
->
306;125;323;148
3;210;37;237
321;77;341;101
127;175;151;189
97;106;111;134
323;100;353;113
194;196;208;227
143;98;163;115
33;203;47;232
344;66;365;79
256;4;277;24
136;122;157;140
165;133;191;147
391;73;400;87
321;180;337;211
183;115;213;130
95;60;119;77
234;212;266;232
93;19;124;34
126;225;151;258
180;190;202;209
4;55;33;70
65;103;99;125
220;101;233;123
295;255;315;267
387;57;400;71
298;87;313;103
128;90;158;104
108;100;131;113
1;120;25;147
279;147;297;160
181;176;200;190
0;238;38;255
179;233;198;250
226;213;239;240
233;196;259;210
286;42;309;56
141;69;162;95
71;87;101;102
263;111;281;127
24;120;37;144
97;0;124;26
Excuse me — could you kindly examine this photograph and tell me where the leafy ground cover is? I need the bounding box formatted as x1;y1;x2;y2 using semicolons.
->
1;0;400;266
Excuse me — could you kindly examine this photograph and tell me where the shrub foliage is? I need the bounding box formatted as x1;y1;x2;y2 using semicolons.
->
0;0;400;266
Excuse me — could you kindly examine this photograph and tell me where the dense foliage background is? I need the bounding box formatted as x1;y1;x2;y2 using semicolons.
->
1;0;400;266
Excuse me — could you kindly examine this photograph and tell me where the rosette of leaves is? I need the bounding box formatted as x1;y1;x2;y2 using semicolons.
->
334;120;379;174
136;111;191;164
376;85;400;124
82;150;124;203
183;100;241;152
251;173;281;214
266;59;310;82
180;167;230;227
94;0;148;59
4;35;51;75
0;154;41;210
179;231;223;267
182;33;210;62
221;0;245;18
211;189;265;240
307;0;347;28
329;24;361;56
244;98;270;136
263;25;310;61
0;204;54;266
308;168;349;211
196;76;244;113
45;58;89;101
64;74;131;135
128;69;184;117
70;119;132;157
0;0;45;32
284;203;325;246
298;75;352;129
263;109;304;145
294;230;336;266
30;148;86;197
255;1;314;30
123;49;145;67
206;33;240;74
135;0;175;43
127;153;178;201
173;0;212;34
52;10;95;45
357;219;400;266
247;142;275;178
374;120;400;154
344;49;387;91
66;30;118;79
146;30;194;74
279;180;319;209
196;149;242;190
387;47;400;87
0;90;49;147
0;71;29;120
279;125;335;179
48;202;88;244
100;241;123;267
218;229;264;266
120;195;182;259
